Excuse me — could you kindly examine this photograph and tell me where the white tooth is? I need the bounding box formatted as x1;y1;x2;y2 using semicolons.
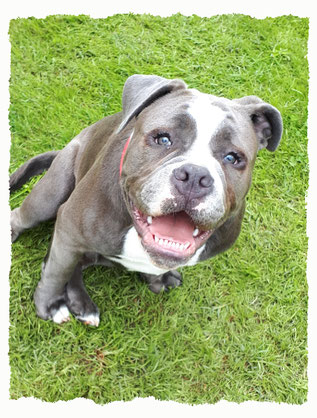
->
175;243;180;249
154;235;159;243
171;242;176;248
167;241;172;247
184;242;190;249
164;240;169;246
193;228;199;237
147;216;152;224
159;239;164;246
179;244;184;251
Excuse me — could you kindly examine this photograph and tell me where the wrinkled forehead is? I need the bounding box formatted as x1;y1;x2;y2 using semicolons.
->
186;89;228;139
137;89;230;132
137;88;257;156
186;90;255;151
135;88;193;129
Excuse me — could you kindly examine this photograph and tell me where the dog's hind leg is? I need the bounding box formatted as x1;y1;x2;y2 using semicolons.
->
10;142;79;241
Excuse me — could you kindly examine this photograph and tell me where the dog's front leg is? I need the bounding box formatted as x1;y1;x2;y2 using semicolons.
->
64;263;100;326
34;229;81;324
141;270;183;294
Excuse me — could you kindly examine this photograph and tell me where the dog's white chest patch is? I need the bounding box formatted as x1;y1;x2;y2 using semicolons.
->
110;227;170;275
110;227;205;275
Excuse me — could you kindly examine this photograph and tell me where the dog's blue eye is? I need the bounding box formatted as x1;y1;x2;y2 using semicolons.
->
224;153;238;164
155;135;172;147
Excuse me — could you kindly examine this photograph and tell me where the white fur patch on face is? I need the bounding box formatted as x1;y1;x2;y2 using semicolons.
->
185;91;227;174
182;92;227;216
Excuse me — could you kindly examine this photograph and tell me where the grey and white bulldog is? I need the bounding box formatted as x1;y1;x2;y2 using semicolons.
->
10;74;282;326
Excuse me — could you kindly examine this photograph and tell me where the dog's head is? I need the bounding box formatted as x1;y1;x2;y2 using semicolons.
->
119;75;283;269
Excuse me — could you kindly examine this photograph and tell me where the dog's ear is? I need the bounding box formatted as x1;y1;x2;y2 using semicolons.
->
118;74;187;132
234;96;283;151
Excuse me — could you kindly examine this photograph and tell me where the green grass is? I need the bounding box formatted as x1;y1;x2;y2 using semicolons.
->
9;14;308;404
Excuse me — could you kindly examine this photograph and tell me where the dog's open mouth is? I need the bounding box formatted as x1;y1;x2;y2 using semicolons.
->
132;206;213;262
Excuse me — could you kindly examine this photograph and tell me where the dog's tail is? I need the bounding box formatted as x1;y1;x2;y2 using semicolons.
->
10;151;59;195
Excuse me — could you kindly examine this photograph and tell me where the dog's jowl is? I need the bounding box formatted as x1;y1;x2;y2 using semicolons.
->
10;74;283;326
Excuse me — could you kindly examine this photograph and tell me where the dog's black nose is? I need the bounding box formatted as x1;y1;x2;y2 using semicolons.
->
172;164;214;200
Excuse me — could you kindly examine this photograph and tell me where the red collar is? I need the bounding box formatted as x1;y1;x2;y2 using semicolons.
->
119;136;131;177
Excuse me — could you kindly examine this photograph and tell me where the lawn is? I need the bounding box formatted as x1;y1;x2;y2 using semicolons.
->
9;14;308;404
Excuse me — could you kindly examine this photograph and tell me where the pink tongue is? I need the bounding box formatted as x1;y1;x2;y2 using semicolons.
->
149;212;195;244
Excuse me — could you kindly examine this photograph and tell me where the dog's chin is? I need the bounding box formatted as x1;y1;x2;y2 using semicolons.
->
131;205;213;270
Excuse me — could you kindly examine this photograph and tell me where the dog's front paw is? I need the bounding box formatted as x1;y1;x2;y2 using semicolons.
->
65;284;100;327
51;304;71;324
75;312;100;327
142;270;183;293
162;270;183;291
34;293;71;324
